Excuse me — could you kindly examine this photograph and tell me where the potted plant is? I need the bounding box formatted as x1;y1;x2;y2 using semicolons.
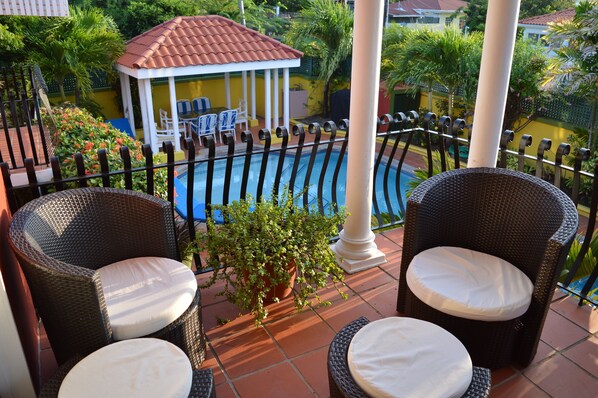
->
194;188;347;324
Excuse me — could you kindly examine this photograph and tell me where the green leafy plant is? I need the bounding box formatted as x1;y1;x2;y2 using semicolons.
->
406;150;455;198
561;231;598;283
45;105;168;199
194;188;347;325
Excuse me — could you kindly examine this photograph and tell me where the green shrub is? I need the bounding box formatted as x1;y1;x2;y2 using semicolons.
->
46;105;168;198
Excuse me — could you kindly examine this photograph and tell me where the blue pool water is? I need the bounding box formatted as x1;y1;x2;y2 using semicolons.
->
175;151;415;220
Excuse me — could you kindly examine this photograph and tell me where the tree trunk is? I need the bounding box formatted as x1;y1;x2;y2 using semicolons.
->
448;89;454;118
59;82;66;102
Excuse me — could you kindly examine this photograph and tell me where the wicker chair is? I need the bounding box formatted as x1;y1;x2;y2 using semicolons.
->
8;188;206;368
396;167;578;369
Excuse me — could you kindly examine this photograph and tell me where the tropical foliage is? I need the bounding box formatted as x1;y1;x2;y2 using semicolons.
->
284;0;353;116
24;6;124;104
561;231;598;283
545;1;598;99
545;0;598;154
464;0;575;32
503;38;549;132
46;106;168;198
382;27;483;118
107;0;197;39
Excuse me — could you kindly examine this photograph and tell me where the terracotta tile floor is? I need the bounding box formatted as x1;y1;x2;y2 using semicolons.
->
197;227;598;398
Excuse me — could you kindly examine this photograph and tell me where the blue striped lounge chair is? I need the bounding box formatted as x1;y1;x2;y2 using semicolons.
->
192;97;212;113
218;109;237;142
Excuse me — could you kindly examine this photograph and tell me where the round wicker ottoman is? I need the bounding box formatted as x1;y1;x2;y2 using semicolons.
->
327;317;491;398
39;339;215;398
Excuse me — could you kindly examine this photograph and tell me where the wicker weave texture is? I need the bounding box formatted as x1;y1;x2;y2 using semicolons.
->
396;168;578;368
8;188;205;367
327;317;491;398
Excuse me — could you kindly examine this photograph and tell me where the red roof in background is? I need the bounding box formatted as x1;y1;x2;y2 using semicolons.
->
518;8;575;26
389;0;468;16
117;15;303;70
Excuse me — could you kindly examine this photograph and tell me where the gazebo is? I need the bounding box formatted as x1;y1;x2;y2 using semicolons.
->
115;15;303;151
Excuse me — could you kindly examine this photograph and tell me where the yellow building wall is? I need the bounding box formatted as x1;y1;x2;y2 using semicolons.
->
50;73;329;129
48;89;122;120
150;74;324;122
417;92;576;162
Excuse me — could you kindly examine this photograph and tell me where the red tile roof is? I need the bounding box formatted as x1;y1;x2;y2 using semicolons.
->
389;0;468;16
117;15;303;70
518;8;575;26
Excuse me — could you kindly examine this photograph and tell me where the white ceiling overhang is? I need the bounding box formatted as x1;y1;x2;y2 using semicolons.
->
117;59;301;80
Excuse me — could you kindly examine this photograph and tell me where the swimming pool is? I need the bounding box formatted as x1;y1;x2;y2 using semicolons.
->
175;150;415;220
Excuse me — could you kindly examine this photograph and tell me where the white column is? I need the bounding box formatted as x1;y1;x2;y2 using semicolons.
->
283;68;290;132
137;79;151;147
119;73;135;133
0;270;35;398
264;69;272;130
124;75;135;132
333;0;386;273
251;70;256;120
468;0;521;168
168;76;181;151
224;72;231;109
142;79;157;152
273;68;279;128
242;70;248;106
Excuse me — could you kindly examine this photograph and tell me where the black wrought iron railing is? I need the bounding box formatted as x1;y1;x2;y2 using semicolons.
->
2;111;597;306
0;66;52;169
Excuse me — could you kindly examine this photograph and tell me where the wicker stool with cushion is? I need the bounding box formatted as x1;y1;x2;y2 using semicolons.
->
8;188;206;368
327;317;491;398
39;339;216;398
396;168;578;369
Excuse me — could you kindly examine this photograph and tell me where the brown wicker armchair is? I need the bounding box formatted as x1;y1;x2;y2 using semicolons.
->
396;168;578;369
8;188;206;368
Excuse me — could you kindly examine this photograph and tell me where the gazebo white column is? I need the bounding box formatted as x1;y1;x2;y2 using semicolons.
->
242;70;248;106
283;68;290;132
224;72;231;109
273;68;279;128
119;73;135;132
264;69;272;130
468;0;521;167
168;76;181;151
137;79;151;147
251;70;256;121
333;0;386;272
139;79;157;151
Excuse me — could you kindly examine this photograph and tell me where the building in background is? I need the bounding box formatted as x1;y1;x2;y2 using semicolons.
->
518;8;575;56
388;0;467;30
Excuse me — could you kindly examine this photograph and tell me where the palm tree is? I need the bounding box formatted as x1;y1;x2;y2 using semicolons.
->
383;27;482;117
285;0;353;116
545;0;597;147
383;27;436;111
26;6;124;103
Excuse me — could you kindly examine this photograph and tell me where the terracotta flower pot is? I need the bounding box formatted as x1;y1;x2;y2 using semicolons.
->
263;263;297;302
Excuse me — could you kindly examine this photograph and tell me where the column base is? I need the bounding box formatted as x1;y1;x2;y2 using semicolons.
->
332;231;387;274
333;247;387;274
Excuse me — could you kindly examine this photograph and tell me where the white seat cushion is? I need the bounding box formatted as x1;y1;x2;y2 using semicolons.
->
406;246;534;321
348;317;472;398
99;257;197;340
58;338;192;398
